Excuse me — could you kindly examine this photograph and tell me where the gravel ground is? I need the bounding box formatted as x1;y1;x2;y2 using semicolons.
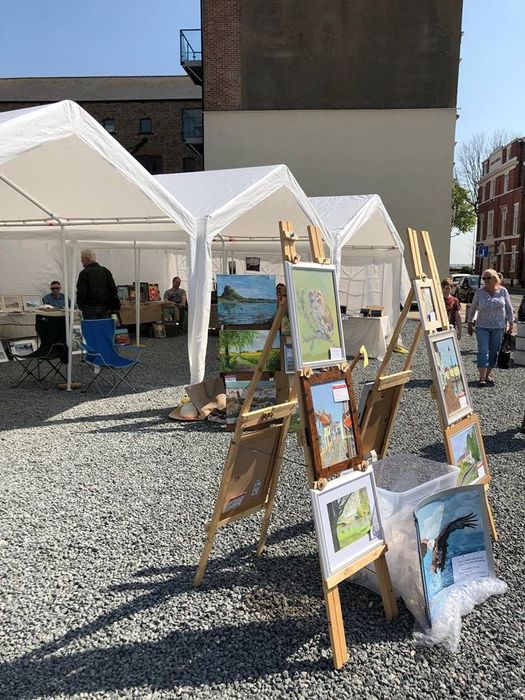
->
0;321;524;700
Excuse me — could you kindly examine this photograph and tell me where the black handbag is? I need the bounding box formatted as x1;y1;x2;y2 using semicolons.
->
497;332;512;369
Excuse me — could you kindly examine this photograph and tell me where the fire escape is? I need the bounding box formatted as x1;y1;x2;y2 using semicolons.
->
180;29;203;157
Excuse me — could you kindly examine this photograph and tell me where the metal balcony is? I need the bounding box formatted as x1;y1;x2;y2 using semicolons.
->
182;108;203;156
180;29;202;85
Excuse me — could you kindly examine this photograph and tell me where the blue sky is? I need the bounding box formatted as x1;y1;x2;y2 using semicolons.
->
311;383;345;423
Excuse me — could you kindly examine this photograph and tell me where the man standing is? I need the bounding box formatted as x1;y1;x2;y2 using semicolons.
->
76;249;119;319
163;276;188;330
42;281;70;309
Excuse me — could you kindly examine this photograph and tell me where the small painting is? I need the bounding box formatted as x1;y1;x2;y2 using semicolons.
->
71;324;83;355
445;415;489;486
217;274;277;328
415;485;494;627
284;262;345;368
427;330;471;426
8;338;38;356
414;279;442;332
148;283;161;301
0;342;9;363
1;295;22;312
21;294;43;311
140;283;149;303
117;285;130;303
311;467;384;581
302;368;363;480
219;330;280;372
283;342;295;374
224;373;276;425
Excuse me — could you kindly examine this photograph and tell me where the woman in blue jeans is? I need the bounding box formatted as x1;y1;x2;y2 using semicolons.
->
467;269;514;385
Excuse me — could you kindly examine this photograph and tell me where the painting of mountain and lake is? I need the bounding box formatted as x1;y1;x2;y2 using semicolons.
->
217;274;276;328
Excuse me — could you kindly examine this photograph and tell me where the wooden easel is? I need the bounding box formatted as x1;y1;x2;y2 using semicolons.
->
406;227;498;541
282;221;397;669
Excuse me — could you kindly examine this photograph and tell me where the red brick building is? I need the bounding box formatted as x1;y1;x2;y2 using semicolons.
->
476;139;525;285
0;76;203;174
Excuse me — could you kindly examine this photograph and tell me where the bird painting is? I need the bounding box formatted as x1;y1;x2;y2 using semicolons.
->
298;288;335;350
420;512;478;574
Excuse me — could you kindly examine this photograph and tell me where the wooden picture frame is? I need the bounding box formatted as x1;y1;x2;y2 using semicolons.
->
413;279;442;333
1;295;22;312
284;261;345;369
444;414;490;486
310;467;385;581
427;329;472;427
301;368;363;480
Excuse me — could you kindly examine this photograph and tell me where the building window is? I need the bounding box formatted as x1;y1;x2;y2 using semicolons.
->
510;245;517;272
487;210;494;237
135;154;163;175
513;202;519;235
478;213;485;240
102;118;115;133
183;156;196;172
500;206;507;236
139;118;152;134
504;172;510;192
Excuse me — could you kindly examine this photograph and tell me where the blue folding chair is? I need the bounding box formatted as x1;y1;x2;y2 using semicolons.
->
81;319;142;397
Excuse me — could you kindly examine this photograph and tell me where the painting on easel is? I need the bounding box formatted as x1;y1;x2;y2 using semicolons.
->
217;274;277;329
311;468;384;580
427;330;472;426
301;368;363;480
284;262;345;368
445;414;489;486
219;330;281;372
413;279;442;333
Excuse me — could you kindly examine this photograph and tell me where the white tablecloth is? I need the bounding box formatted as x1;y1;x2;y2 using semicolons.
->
0;310;80;340
342;315;392;359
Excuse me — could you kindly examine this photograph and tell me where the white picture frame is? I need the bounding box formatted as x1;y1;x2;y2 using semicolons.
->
413;279;442;333
283;342;295;374
71;324;83;355
8;337;38;357
310;467;385;581
0;342;9;363
1;295;22;312
426;329;472;427
284;261;345;369
21;294;43;312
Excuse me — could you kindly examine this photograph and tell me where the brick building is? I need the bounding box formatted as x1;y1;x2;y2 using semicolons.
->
476;139;525;285
0;76;203;174
182;0;463;276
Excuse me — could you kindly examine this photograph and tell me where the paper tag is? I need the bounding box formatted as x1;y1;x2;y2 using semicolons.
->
459;395;468;408
452;550;489;582
224;493;245;512
332;382;349;402
330;347;343;360
251;479;262;496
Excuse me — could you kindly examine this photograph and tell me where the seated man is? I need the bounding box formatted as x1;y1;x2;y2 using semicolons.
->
42;281;71;309
163;276;187;330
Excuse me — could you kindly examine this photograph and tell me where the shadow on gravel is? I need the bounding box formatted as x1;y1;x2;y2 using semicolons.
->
0;522;410;698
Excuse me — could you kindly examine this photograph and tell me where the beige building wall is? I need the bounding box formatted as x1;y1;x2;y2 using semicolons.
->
204;108;457;276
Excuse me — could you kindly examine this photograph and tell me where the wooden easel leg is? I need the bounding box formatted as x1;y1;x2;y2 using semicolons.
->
323;581;348;669
374;553;398;622
194;522;220;587
484;484;498;542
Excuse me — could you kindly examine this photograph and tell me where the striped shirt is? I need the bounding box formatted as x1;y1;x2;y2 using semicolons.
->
467;287;514;329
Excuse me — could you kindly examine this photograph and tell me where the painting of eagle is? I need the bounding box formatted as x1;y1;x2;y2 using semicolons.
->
420;512;478;574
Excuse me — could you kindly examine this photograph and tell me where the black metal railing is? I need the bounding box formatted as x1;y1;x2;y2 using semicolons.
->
180;29;202;63
182;108;203;142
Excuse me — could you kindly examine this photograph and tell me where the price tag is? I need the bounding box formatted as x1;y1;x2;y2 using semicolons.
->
330;347;343;360
332;382;349;402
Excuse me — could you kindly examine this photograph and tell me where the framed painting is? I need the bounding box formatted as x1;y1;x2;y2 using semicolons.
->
219;329;280;372
282;342;295;374
71;324;83;355
301;368;363;480
8;337;38;356
139;282;149;303
1;295;22;312
223;372;276;426
21;294;43;311
413;279;442;333
217;274;277;329
414;485;494;627
445;414;490;486
148;283;161;301
427;330;472;427
0;342;9;363
117;285;130;303
284;262;345;369
311;467;385;581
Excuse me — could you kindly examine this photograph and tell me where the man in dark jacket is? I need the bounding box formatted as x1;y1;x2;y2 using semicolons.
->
76;249;119;319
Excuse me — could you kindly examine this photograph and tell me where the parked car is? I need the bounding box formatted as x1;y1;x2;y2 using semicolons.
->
450;273;465;291
454;274;481;303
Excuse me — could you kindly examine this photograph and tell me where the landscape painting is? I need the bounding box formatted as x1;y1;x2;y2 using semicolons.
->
327;486;372;552
310;380;357;470
428;330;471;426
217;274;276;328
219;330;280;372
284;262;344;368
446;416;488;486
2;295;22;312
415;485;494;627
224;374;276;425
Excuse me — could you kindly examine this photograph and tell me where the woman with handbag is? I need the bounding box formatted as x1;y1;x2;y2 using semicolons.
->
467;269;514;386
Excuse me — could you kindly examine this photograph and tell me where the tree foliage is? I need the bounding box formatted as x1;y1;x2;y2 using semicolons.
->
451;178;477;235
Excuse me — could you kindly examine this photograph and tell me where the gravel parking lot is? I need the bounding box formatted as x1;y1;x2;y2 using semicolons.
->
0;320;524;699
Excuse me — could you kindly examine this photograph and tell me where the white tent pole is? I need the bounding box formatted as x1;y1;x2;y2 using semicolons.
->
68;245;78;390
60;231;72;391
134;243;141;346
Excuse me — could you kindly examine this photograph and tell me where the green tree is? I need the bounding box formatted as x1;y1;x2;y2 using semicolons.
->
219;330;258;369
451;178;477;236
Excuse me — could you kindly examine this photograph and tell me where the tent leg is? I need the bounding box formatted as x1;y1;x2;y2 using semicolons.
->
134;243;141;346
67;246;77;390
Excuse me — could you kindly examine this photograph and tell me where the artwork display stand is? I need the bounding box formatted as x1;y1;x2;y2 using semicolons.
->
406;227;497;541
281;221;397;669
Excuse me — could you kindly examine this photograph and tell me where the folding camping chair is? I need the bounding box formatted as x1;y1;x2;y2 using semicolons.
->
81;319;142;397
11;314;68;390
